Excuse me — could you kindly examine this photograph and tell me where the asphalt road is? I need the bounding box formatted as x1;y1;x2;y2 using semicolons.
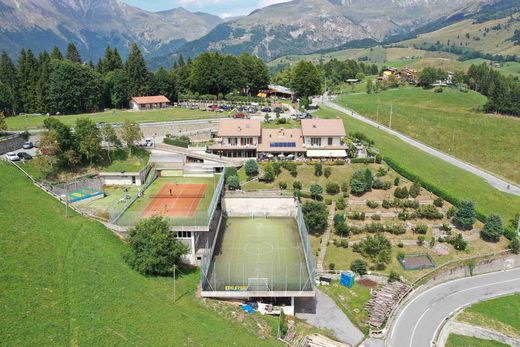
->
387;268;520;347
321;98;520;197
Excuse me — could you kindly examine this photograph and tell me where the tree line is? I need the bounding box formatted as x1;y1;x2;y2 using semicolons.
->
0;43;270;117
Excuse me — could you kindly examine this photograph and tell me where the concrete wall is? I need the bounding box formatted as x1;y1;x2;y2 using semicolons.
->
223;196;297;217
103;175;142;186
0;134;24;155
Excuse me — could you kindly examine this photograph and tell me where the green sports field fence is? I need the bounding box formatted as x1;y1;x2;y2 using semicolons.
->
296;203;316;286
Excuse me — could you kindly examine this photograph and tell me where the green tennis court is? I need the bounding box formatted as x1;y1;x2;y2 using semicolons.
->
204;217;312;293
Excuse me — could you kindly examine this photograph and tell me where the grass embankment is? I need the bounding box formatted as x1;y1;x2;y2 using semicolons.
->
336;88;520;185
320;282;372;335
6;108;228;130
316;106;520;222
457;293;520;340
0;162;281;346
446;334;510;347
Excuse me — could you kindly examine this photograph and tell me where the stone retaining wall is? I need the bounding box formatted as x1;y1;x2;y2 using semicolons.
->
0;134;24;155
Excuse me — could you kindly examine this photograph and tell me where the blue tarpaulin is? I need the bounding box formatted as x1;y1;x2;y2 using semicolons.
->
241;304;255;314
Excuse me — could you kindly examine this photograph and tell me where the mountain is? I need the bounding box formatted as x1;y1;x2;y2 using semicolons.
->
0;0;222;61
175;0;489;61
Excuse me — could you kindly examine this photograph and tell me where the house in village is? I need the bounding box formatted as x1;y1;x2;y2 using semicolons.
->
130;96;170;111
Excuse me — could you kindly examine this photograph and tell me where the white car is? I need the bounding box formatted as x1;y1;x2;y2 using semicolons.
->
5;152;20;161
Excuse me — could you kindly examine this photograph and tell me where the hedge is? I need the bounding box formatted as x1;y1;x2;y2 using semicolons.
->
351;157;376;164
164;137;190;148
384;156;487;222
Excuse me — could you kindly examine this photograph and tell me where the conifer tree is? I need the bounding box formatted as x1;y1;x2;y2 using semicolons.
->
0;51;20;115
66;43;82;63
51;46;63;60
125;43;149;97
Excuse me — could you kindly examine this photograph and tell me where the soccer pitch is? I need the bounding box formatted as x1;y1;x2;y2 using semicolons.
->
205;217;313;293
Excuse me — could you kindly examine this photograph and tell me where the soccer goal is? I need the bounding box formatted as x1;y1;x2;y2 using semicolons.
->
248;278;269;292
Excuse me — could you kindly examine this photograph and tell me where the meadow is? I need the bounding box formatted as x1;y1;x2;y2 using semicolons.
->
316;106;520;222
336;87;520;185
0;162;281;346
6;107;228;130
446;335;510;347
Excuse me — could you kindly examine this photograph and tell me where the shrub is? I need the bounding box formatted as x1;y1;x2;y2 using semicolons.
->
272;162;282;176
164;135;190;148
329;263;336;271
394;186;409;199
326;182;340;195
480;214;503;242
341;181;349;193
335;223;350;237
453;200;476;230
441;223;452;232
336;196;346;210
398;210;416;221
302;201;328;233
409;181;421;198
413;224;428;235
447;206;457;219
504;228;517;241
382;200;392;209
388;270;400;283
394;177;400;186
349;211;366;221
509;238;520;254
350;169;373;196
450;233;467;251
433;197;444;208
430;237;436;247
324;167;332;178
417;205;443;220
310;183;323;200
351;259;368;275
371;214;381;221
325;198;333;206
224;166;238;181
262;163;275;182
279;181;288;190
227;175;240;190
367;200;379;209
338;239;349;248
293;189;301;200
375;154;383;164
125;217;188;275
244;159;259;177
314;163;323;176
373;179;392;190
417;235;426;246
397;242;404;248
293;180;302;190
358;234;391;258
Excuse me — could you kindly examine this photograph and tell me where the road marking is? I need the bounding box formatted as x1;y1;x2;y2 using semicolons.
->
388;268;520;346
409;307;430;347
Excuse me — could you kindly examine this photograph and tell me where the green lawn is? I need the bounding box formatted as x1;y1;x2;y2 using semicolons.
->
336;87;520;185
6;108;228;130
102;148;149;173
316;106;520;222
320;282;372;335
0;162;280;346
457;294;520;339
446;334;510;347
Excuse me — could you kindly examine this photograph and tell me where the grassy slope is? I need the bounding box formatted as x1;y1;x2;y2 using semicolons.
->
0;162;280;346
316;106;520;222
446;334;510;347
400;16;520;57
6;108;228;130
458;293;520;338
336;88;520;185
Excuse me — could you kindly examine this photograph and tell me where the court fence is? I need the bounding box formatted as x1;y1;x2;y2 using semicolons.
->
296;203;316;290
49;177;104;202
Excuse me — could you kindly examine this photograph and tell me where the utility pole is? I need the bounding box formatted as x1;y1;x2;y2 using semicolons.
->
376;104;379;124
65;183;69;219
389;104;393;129
173;264;176;303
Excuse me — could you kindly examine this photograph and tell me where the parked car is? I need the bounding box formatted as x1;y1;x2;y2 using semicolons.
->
233;113;247;119
273;107;283;114
17;152;32;160
304;112;313;119
5;152;20;161
22;141;33;149
261;107;272;113
144;138;154;147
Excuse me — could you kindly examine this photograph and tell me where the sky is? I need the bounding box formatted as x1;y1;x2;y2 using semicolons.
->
122;0;291;18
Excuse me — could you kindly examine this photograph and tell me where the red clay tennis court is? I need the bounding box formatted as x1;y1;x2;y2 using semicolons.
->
142;183;207;218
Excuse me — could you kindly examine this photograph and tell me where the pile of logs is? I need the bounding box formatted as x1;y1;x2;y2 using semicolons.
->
366;281;410;329
300;334;351;347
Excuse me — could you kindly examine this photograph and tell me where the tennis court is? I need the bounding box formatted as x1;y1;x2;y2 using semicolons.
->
68;187;104;203
118;176;219;227
204;217;313;293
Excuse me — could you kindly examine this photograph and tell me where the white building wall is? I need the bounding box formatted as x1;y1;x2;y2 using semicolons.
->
103;176;142;186
222;136;259;146
303;136;342;148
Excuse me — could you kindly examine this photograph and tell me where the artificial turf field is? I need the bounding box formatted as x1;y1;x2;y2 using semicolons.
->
205;218;312;293
0;162;280;346
118;176;218;227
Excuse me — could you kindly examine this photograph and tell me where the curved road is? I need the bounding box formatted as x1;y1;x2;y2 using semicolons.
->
321;98;520;197
387;268;520;347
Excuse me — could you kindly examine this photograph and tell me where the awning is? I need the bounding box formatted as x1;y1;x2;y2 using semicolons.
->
306;149;347;158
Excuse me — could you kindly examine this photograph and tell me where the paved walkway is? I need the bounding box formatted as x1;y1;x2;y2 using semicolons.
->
297;288;365;346
317;201;336;272
322;98;520;197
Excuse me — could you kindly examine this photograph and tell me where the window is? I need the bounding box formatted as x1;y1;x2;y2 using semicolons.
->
241;137;253;145
270;142;297;148
176;231;192;238
328;137;333;146
228;138;237;145
310;138;322;147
